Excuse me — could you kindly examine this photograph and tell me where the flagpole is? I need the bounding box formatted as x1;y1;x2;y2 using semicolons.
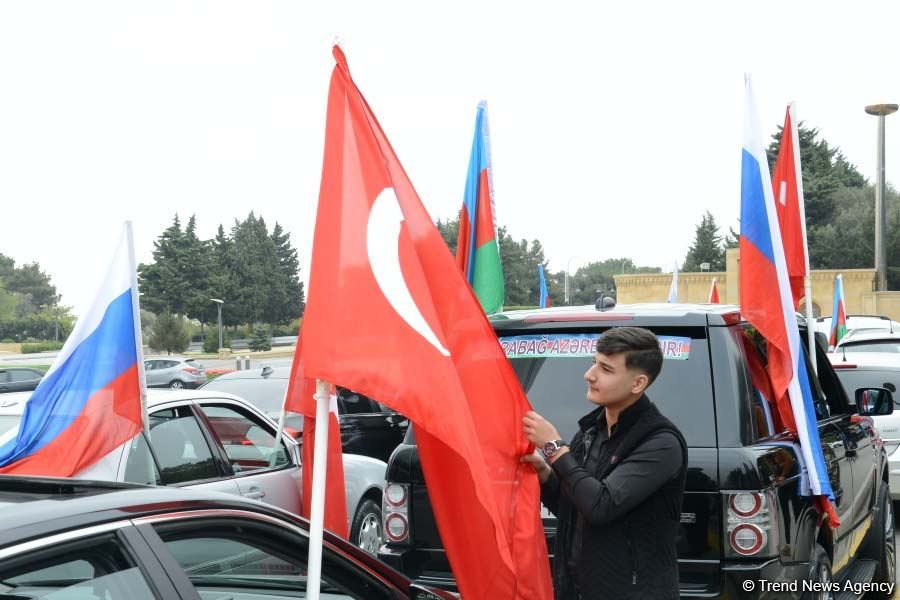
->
270;390;289;469
307;379;331;600
125;221;150;438
790;103;818;373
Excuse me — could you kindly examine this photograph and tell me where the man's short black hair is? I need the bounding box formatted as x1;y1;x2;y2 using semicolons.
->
596;327;663;385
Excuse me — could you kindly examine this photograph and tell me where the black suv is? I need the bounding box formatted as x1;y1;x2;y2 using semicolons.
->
202;365;409;462
378;304;895;597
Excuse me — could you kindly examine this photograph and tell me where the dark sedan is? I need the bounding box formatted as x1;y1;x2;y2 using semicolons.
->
0;475;454;600
0;367;43;393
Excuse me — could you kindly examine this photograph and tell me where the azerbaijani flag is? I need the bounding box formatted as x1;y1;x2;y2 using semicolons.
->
0;223;146;476
456;101;504;314
829;274;847;347
740;76;837;523
538;264;550;308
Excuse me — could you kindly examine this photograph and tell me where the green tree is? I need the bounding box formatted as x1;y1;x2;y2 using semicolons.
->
767;124;866;228
3;262;58;309
248;327;272;351
148;311;190;355
682;211;725;272
436;218;459;256
139;215;189;314
267;222;305;324
724;226;739;250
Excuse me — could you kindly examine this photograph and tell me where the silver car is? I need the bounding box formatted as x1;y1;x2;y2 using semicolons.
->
143;357;207;389
0;389;387;554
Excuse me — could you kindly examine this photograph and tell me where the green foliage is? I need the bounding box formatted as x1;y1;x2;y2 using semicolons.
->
21;342;63;353
435;218;459;256
248;327;272;352
682;211;725;272
202;330;230;353
138;213;305;332
148;312;190;355
766;123;866;228
0;309;74;342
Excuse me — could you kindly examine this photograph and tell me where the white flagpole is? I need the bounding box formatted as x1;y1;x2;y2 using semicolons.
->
270;390;289;469
125;221;150;437
307;379;331;600
790;103;818;373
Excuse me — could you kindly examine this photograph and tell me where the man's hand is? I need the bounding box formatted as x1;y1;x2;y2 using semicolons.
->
521;450;552;483
522;410;562;447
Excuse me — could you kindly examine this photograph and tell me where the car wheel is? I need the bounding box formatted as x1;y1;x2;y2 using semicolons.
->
801;543;833;600
350;498;382;556
169;380;185;389
861;484;895;598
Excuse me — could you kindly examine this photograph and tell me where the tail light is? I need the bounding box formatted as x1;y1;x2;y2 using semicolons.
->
182;367;198;374
383;482;410;544
724;491;778;557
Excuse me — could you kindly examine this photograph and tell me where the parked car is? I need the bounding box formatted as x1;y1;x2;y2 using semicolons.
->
0;388;386;554
834;330;900;359
143;357;207;389
202;365;409;463
815;314;900;348
0;476;455;600
0;367;44;393
379;303;894;597
830;351;900;502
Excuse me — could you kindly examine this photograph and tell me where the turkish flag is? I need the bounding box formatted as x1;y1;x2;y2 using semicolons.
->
771;104;809;307
297;46;552;600
285;372;349;539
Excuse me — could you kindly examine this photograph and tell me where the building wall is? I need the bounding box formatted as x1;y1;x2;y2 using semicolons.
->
614;248;887;319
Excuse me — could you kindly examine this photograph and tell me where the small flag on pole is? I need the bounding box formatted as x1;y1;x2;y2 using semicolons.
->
667;262;679;303
829;274;847;347
538;264;550;308
708;278;720;304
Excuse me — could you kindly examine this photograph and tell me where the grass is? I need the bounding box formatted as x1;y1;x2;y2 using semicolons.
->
0;364;50;371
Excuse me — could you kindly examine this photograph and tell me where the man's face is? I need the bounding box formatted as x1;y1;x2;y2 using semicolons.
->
583;352;646;406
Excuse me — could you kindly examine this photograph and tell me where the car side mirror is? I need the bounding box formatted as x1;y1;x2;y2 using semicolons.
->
856;387;894;416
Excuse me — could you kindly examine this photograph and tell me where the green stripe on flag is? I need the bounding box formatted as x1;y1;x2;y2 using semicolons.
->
472;240;504;314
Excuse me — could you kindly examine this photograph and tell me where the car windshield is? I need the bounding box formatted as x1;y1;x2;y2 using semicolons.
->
841;340;900;354
201;377;288;413
499;328;716;446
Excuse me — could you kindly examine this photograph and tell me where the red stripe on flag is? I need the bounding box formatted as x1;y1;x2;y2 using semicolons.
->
474;169;496;248
0;364;143;477
455;205;473;278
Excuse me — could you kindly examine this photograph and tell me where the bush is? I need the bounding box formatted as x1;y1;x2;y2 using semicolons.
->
1;338;14;343
248;329;272;352
202;331;230;353
21;342;64;353
148;312;191;354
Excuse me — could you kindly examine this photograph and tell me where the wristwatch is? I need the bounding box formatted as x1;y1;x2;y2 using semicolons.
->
541;439;568;460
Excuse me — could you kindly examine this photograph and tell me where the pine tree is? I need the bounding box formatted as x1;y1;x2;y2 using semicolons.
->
248;327;272;351
682;212;725;272
148;311;190;355
139;215;188;314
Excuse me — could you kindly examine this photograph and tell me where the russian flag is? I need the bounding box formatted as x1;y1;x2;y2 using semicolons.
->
455;101;504;314
0;223;146;477
740;76;837;520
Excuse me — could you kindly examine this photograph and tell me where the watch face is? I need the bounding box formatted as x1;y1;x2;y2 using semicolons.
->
543;441;556;456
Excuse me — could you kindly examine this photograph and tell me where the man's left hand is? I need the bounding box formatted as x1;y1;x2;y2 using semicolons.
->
523;411;561;447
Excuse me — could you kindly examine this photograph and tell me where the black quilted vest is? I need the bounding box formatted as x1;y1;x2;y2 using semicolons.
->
551;396;688;600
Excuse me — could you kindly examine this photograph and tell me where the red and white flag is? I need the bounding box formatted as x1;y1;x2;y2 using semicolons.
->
708;278;720;304
296;46;552;599
771;103;809;308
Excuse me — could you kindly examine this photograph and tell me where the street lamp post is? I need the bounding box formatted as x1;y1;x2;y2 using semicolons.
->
865;103;898;291
565;256;582;306
211;298;224;350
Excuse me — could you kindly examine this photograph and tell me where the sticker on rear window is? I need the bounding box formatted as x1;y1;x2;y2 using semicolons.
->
500;334;692;360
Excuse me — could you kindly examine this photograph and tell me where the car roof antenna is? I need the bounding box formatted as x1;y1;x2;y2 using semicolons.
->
842;344;847;363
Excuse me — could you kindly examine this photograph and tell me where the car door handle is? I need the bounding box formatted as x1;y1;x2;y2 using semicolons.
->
243;487;266;500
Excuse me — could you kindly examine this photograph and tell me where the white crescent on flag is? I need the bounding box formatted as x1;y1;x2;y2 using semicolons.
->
366;187;451;357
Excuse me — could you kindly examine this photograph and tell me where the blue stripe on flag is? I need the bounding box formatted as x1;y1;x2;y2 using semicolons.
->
0;289;137;465
740;149;776;265
462;106;488;281
795;340;835;500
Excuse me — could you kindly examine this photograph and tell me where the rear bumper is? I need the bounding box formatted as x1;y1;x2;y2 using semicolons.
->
379;547;809;599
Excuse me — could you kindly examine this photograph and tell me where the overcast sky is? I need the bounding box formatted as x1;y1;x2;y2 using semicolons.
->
3;1;900;314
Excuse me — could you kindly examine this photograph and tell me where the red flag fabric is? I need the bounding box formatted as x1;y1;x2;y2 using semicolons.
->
708;278;720;304
771;104;808;308
297;46;552;600
284;372;349;539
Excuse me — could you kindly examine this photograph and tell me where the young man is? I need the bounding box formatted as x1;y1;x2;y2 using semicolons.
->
522;326;688;600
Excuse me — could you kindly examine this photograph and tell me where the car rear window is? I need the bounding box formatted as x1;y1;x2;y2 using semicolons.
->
841;340;900;354
201;377;288;414
500;328;715;446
